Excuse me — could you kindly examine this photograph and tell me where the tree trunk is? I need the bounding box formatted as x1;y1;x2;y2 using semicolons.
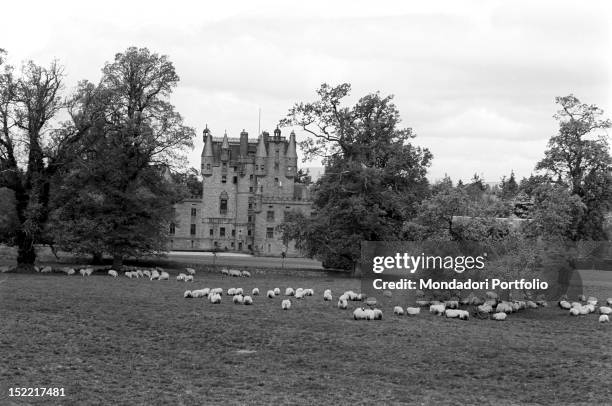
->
112;254;123;270
16;231;36;269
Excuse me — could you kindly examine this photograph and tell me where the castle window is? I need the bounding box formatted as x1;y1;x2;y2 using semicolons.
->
249;187;253;193
274;177;279;186
250;174;253;181
267;210;275;221
220;192;228;215
248;203;253;209
233;176;237;184
231;242;235;248
190;224;196;235
191;240;195;248
206;164;211;170
248;228;252;236
209;228;214;237
222;162;227;169
231;229;236;237
266;228;274;238
220;227;225;237
261;165;265;171
221;175;227;184
274;162;279;171
248;215;253;222
191;208;197;217
169;223;175;235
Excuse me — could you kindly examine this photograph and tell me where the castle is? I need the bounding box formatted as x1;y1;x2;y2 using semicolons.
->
169;127;312;256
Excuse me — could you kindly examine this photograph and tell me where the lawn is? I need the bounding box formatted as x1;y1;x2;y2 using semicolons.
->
0;269;611;405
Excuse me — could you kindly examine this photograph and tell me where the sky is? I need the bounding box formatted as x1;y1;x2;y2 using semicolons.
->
1;0;611;183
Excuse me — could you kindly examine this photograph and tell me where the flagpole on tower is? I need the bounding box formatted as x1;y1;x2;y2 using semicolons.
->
258;107;261;136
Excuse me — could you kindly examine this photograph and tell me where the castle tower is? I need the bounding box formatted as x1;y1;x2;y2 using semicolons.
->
201;126;214;177
286;130;297;178
255;133;267;177
220;131;230;162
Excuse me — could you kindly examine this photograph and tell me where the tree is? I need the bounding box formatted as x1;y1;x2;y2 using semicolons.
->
294;168;312;185
279;83;432;269
536;95;611;239
0;50;100;268
172;167;203;197
48;47;194;268
499;170;519;200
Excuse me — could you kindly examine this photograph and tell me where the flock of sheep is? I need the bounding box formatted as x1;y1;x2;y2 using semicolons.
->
27;264;612;324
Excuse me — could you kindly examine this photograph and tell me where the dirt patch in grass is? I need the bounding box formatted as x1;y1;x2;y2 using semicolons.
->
0;272;610;405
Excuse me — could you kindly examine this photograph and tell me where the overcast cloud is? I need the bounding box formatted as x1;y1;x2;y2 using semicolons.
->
1;0;610;182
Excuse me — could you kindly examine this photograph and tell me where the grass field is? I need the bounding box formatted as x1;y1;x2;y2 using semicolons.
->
1;270;611;405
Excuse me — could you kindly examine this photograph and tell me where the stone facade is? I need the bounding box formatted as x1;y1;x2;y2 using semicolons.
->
170;127;312;256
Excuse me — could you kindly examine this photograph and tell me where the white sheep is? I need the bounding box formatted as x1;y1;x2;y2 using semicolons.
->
526;301;538;309
338;294;348;302
184;275;194;282
108;270;118;277
406;307;421;316
229;269;242;277
337;299;348;309
136;270;143;278
142;270;151;278
353;308;366;320
486;291;498;300
445;309;461;319
184;290;193;298
372;309;383;320
241;270;251;277
607;298;612;306
569;307;581;316
221;268;229;276
228;288;236;296
429;304;445;316
477;304;493;313
176;274;185;281
235;288;243;295
323;291;333;301
393;306;404;316
233;294;244;304
185;268;196;275
559;300;571;310
295;288;304;297
81;268;93;276
159;271;170;281
209;293;221;304
150;270;160;280
282;299;291;310
212;288;223;295
305;289;314;296
273;288;280;296
599;306;612;315
285;287;295;296
587;296;597;306
444;300;459;309
585;304;596;313
267;290;275;298
416;300;429;307
492;312;507;321
201;288;210;296
599;315;609;323
124;271;133;279
295;290;305;299
243;295;253;305
496;303;513;314
579;306;589;315
252;288;260;296
41;266;53;273
65;268;75;275
578;294;586;302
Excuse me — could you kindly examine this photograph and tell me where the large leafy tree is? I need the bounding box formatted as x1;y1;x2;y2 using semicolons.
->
0;49;101;268
536;95;611;239
48;47;194;268
279;83;432;269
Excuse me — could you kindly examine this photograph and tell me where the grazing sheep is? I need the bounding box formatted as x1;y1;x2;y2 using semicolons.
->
285;287;295;296
416;300;429;307
267;290;275;298
295;288;304;297
526;301;538;309
429;304;445;316
212;288;223;295
184;290;193;298
41;266;53;273
444;300;459;309
184;275;194;282
338;294;348;302
599;306;612;315
273;288;280;296
282;299;291;310
159;271;169;281
228;288;236;296
445;309;462;319
492;312;507;321
80;268;93;277
486;291;498;300
559;300;571;310
201;288;210;296
477;304;493;314
229;269;242;277
323;291;333;301
599;315;609;323
108;270;118;277
243;295;253;305
406;307;421;316
578;294;586;302
185;268;196;275
209;293;221;304
221;268;229;276
356;293;364;301
124;271;133;278
578;306;589;315
150;270;160;280
295;289;305;299
363;309;375;320
241;270;251;277
353;308;366;320
252;288;259;296
393;306;404;316
305;289;314;296
585;304;596;313
233;294;244;304
536;300;548;307
607;298;612;306
235;288;243;295
65;268;75;275
176;273;186;281
142;270;151;278
337;299;348;309
496;303;513;314
372;309;383;320
569;307;581;316
587;296;597;306
136;270;144;278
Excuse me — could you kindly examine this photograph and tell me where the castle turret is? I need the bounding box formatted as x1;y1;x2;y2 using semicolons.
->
239;129;248;158
285;130;297;178
201;127;214;177
220;131;230;162
255;133;267;176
